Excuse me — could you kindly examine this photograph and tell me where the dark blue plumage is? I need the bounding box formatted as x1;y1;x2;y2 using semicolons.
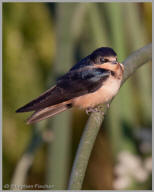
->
16;47;124;124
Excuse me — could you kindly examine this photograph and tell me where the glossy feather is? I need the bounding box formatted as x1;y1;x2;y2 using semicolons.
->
16;47;124;124
16;68;111;112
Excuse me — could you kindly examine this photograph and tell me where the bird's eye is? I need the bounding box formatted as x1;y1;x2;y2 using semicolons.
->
100;57;108;63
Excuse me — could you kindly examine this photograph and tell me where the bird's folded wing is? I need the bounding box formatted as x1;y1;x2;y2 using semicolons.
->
16;67;111;112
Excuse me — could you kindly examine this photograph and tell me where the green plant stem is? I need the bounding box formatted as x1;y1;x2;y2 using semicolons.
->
68;43;152;190
105;3;128;155
46;4;75;189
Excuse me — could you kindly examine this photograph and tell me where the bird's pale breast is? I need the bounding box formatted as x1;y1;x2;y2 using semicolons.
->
72;75;122;109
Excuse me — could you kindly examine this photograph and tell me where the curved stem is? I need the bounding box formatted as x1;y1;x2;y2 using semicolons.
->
68;43;152;190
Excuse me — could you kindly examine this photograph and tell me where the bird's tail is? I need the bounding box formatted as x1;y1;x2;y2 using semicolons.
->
27;103;72;124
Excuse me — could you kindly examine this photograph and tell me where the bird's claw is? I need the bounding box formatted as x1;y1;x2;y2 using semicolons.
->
86;107;96;115
86;107;104;116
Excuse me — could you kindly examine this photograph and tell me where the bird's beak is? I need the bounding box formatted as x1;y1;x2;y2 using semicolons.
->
119;62;124;71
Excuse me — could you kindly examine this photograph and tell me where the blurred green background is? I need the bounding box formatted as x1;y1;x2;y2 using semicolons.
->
3;2;152;190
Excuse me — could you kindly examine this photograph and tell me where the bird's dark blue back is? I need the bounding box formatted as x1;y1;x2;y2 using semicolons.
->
70;55;92;71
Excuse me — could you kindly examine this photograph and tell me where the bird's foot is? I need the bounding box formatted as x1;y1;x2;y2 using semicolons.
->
86;107;104;115
86;107;99;115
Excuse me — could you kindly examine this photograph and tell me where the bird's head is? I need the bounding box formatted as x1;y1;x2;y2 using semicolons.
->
90;47;117;64
90;47;124;72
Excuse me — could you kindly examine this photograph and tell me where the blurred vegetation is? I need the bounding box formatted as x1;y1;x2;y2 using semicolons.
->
3;2;152;190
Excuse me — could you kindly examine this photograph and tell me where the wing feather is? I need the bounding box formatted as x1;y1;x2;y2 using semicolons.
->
16;67;110;112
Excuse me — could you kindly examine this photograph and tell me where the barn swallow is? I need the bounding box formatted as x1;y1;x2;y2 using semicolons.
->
16;47;124;124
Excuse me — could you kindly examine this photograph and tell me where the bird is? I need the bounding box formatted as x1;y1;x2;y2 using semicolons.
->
16;47;124;124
